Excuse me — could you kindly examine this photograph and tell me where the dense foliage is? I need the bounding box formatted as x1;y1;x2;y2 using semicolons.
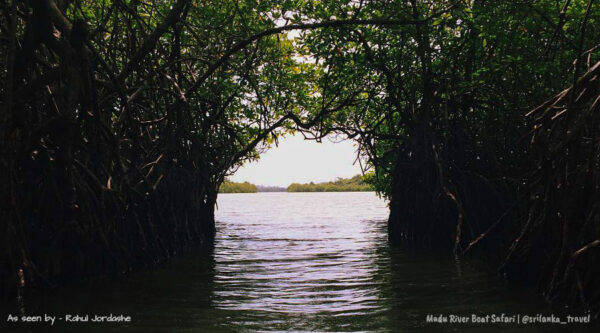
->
287;175;373;192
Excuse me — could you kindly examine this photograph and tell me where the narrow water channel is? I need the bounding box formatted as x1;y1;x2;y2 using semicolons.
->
4;192;579;332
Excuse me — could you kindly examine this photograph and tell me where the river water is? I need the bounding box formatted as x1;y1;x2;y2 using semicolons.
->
3;192;590;332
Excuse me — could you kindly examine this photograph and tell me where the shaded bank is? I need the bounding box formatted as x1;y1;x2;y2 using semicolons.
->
385;61;600;317
0;0;219;298
515;62;600;315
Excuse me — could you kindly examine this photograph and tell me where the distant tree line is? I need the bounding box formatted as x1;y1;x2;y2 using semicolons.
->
220;175;373;193
219;179;258;193
287;175;373;192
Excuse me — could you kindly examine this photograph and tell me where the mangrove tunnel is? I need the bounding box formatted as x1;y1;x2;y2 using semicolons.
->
1;0;600;320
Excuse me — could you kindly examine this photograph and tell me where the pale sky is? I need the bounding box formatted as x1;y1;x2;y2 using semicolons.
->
229;134;363;187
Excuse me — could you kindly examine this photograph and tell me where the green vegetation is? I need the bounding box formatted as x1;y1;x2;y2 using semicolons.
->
287;175;373;192
219;180;257;193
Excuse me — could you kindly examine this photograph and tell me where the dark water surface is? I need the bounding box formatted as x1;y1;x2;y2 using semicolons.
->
3;192;594;332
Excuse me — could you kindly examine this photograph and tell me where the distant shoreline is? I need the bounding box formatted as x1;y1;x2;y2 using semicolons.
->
219;175;374;193
220;191;377;193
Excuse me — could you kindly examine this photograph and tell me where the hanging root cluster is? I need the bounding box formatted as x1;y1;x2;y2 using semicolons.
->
514;61;600;314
